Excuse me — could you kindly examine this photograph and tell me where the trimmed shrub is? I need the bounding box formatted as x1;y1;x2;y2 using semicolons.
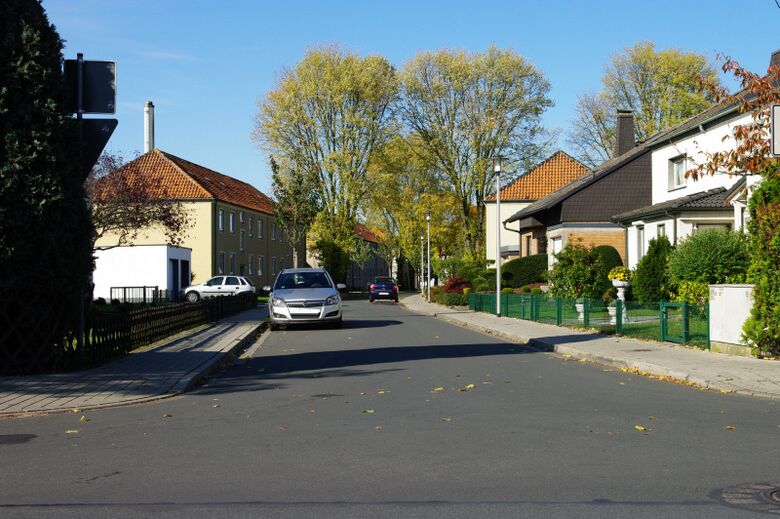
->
633;236;673;302
667;229;749;285
547;243;606;300
673;280;709;306
434;291;468;307
519;285;531;293
594;245;623;273
501;254;548;288
530;287;543;295
441;275;472;294
501;287;513;295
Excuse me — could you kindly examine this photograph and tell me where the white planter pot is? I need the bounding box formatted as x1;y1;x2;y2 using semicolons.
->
575;303;585;321
607;306;617;325
611;279;630;289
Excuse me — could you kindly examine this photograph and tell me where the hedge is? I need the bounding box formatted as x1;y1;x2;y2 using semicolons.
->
501;254;548;288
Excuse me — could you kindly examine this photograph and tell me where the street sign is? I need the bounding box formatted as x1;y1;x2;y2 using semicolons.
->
772;105;780;156
64;59;116;114
78;118;117;178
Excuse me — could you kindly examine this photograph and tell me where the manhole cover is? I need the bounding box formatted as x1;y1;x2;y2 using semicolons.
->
720;483;780;514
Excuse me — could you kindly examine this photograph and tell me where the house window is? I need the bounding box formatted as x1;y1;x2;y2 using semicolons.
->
229;253;236;274
240;229;245;252
280;226;284;242
657;224;666;238
229;212;236;233
218;252;225;274
249;217;254;237
239;211;244;224
240;263;245;276
637;226;645;260
248;255;254;275
669;155;687;190
272;257;277;275
258;219;264;239
218;209;225;232
271;222;277;241
258;255;264;276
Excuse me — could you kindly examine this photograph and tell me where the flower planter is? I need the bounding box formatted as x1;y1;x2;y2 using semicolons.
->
611;279;630;289
607;305;617;325
575;303;585;321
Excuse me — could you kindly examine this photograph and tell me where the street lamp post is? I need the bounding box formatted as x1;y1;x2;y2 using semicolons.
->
494;157;505;318
420;235;424;296
426;211;431;303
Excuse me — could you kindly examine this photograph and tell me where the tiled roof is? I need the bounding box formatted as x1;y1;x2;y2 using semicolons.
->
612;187;730;223
99;149;275;215
355;223;380;244
486;151;588;201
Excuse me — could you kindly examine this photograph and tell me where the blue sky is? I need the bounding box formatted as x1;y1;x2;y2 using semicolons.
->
44;0;780;193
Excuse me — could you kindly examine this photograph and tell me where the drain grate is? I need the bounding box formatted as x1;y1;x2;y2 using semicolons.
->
720;483;780;514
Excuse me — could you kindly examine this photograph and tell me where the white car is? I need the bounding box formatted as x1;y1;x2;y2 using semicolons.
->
264;268;346;330
185;275;256;303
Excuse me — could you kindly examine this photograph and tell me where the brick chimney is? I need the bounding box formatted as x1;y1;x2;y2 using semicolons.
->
615;109;635;157
771;49;780;69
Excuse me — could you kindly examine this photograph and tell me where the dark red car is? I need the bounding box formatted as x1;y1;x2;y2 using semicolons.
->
368;276;398;303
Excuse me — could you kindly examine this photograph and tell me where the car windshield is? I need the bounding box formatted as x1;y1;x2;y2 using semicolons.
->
374;277;396;284
275;271;332;290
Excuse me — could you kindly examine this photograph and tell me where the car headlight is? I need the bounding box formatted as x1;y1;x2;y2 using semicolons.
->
271;297;286;307
325;295;339;306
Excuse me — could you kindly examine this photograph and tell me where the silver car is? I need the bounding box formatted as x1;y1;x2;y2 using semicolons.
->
264;268;346;330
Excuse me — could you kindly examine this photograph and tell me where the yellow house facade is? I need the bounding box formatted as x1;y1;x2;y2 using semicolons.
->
94;149;295;288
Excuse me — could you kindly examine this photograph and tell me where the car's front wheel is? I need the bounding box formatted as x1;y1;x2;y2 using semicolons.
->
186;291;200;303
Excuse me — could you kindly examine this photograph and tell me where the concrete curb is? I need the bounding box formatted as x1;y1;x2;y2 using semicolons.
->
0;319;268;419
399;297;779;401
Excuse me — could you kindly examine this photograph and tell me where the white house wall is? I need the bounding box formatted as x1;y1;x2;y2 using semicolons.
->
650;112;751;205
93;245;191;300
485;200;530;263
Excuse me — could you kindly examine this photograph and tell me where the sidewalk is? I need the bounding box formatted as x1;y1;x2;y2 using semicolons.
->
0;307;267;417
400;293;780;400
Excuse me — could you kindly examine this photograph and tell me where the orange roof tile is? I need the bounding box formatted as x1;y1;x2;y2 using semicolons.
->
355;223;380;244
486;151;588;201
98;149;275;215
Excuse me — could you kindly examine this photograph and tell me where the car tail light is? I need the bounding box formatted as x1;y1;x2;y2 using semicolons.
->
370;284;376;290
392;284;398;291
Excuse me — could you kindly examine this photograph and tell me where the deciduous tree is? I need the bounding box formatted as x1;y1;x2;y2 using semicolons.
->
270;157;320;268
88;151;189;252
399;47;553;256
567;42;720;166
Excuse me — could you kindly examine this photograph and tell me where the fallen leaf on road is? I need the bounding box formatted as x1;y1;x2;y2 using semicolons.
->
70;408;81;413
362;408;375;414
648;416;656;420
619;382;626;385
634;425;647;432
212;404;221;408
723;425;736;430
377;390;387;394
482;381;493;385
162;414;173;418
79;416;89;423
277;425;287;431
441;417;452;422
458;384;476;392
65;430;79;434
375;426;384;431
432;387;444;392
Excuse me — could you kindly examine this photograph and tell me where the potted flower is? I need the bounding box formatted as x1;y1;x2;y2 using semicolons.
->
603;286;618;324
608;266;631;288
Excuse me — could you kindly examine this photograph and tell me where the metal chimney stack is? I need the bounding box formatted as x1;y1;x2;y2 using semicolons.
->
144;100;155;153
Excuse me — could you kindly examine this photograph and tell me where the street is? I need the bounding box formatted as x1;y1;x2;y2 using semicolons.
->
1;299;779;518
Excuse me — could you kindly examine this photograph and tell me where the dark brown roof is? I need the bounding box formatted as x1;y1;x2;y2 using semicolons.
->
486;151;588;201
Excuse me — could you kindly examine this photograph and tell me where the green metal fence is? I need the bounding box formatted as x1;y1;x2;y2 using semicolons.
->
468;293;709;349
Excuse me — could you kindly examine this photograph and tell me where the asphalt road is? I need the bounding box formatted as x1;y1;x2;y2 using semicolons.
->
2;299;780;518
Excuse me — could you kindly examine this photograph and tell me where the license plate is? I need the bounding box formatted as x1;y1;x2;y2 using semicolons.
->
291;309;320;315
379;292;389;295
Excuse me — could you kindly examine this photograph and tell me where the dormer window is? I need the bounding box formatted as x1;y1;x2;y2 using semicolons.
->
668;155;687;190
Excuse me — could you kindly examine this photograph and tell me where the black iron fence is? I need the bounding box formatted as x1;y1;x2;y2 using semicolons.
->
0;292;257;375
109;286;180;303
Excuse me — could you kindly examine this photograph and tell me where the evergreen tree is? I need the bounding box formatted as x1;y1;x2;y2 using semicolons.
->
0;0;94;372
633;236;673;302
